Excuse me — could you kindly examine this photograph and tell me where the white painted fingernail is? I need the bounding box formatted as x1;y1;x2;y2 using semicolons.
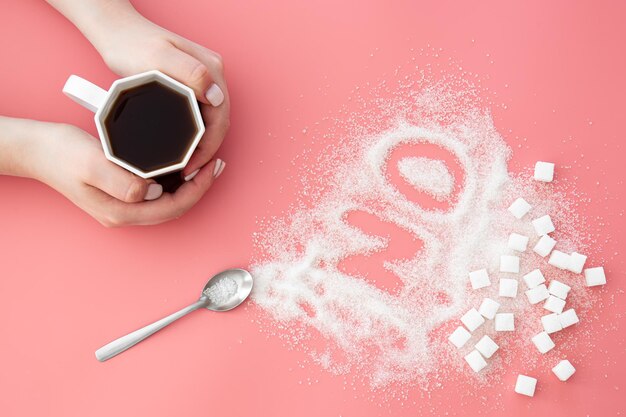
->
184;169;200;182
144;183;163;201
213;159;225;178
205;83;224;106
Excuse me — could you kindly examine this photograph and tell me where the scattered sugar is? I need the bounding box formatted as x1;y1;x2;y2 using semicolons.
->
397;157;454;200
203;276;238;305
250;71;600;392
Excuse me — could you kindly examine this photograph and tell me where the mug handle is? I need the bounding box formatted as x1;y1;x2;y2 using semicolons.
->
62;75;107;113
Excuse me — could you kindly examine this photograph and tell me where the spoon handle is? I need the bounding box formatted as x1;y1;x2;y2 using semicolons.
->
95;298;208;362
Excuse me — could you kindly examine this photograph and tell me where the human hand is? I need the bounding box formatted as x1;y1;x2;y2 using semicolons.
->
46;0;229;179
16;120;222;227
87;3;230;180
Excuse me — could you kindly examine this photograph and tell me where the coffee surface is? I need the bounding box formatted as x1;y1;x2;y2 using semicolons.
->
104;81;198;172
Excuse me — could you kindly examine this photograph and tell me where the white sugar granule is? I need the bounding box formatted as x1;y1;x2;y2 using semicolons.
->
203;276;237;305
397;157;454;200
250;76;598;391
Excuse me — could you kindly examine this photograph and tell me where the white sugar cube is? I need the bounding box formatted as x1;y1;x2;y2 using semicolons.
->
544;295;566;314
500;255;520;273
585;266;606;287
495;313;514;331
548;280;571;300
552;360;576;381
475;335;499;358
515;374;537;397
532;331;555;353
549;250;570;270
523;269;546;289
508;233;529;252
464;350;487;372
567;252;587;274
558;309;579;328
534;161;555;182
533;235;557;257
532;215;555;236
499;278;519;298
478;298;500;320
526;284;550;304
508;198;532;219
469;269;491;289
461;308;485;332
541;313;563;334
448;326;472;348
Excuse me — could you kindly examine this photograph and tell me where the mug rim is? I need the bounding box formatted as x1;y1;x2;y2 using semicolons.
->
94;70;206;179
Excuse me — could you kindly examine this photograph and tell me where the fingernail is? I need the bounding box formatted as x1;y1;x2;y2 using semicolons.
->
213;159;226;178
144;183;163;201
184;169;200;182
205;83;224;107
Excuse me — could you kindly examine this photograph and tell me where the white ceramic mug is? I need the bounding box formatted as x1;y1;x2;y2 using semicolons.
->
62;70;205;178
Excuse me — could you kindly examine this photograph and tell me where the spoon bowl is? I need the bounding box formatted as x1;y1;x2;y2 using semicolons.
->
202;268;253;311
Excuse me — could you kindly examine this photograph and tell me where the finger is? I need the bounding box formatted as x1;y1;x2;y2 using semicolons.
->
85;153;162;203
111;159;220;226
183;104;229;176
166;40;230;176
152;44;215;104
170;39;228;107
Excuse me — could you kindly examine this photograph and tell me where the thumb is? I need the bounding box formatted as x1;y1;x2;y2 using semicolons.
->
154;45;224;106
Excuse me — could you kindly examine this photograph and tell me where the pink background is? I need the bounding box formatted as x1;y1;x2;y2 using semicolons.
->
1;1;624;416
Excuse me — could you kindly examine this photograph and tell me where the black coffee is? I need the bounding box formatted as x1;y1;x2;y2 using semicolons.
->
104;81;199;173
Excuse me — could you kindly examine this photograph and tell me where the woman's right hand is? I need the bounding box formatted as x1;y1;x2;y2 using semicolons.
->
1;118;222;227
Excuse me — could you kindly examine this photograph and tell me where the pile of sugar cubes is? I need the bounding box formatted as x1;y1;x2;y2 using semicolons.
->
448;161;607;397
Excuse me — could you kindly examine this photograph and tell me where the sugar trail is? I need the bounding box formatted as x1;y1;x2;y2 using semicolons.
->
250;74;598;391
397;157;454;200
